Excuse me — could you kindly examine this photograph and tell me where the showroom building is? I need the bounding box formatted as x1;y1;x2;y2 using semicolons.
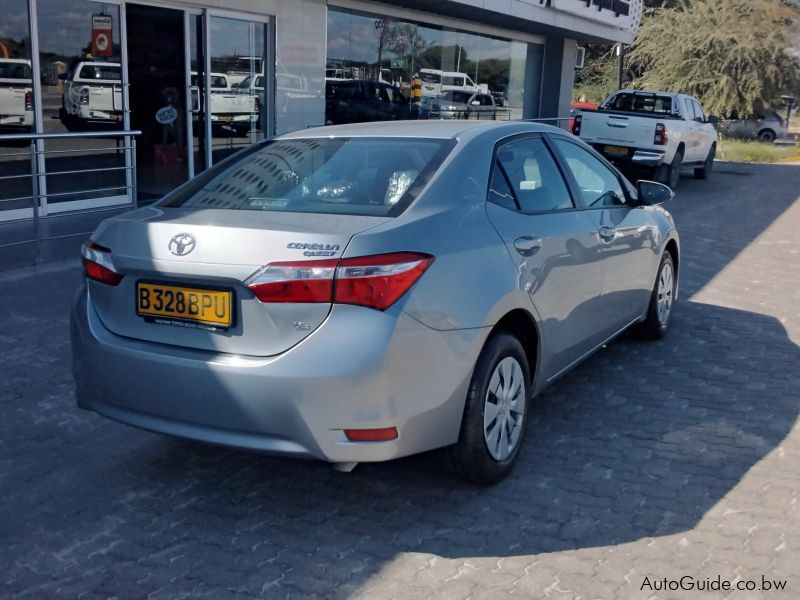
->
0;0;641;268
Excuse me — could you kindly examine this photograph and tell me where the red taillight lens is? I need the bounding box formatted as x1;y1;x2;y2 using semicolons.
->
79;87;90;105
335;252;434;310
344;427;398;442
247;259;338;303
571;114;582;136
81;240;123;286
254;96;260;113
654;123;668;146
246;252;434;310
24;91;33;111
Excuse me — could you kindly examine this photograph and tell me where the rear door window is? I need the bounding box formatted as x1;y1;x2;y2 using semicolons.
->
490;137;574;213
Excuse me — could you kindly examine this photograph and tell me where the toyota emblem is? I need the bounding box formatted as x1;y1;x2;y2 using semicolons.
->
168;233;196;256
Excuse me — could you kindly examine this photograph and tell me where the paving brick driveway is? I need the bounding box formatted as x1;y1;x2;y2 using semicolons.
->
2;162;799;600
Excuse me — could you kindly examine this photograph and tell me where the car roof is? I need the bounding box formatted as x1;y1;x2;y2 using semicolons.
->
279;120;568;142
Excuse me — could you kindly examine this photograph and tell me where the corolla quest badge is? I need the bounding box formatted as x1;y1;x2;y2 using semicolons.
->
169;233;196;256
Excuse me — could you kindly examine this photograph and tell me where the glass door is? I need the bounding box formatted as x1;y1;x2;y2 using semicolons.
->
125;3;188;203
200;14;268;168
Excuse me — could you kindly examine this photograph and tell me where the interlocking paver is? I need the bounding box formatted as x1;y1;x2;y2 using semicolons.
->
1;162;800;599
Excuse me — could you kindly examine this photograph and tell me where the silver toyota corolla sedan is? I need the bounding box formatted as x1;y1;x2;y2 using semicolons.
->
72;120;679;485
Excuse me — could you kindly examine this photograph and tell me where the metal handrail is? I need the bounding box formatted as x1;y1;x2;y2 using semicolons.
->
0;129;141;265
0;130;141;141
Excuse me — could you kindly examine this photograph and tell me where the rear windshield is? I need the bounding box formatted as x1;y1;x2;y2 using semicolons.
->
160;137;455;217
0;62;31;80
441;91;471;104
78;65;121;80
602;92;673;115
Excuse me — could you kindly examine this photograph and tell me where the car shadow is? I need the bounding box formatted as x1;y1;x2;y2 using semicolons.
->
58;298;794;597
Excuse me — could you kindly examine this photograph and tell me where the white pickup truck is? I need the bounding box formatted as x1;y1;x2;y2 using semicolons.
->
191;72;258;136
0;58;34;133
571;90;718;188
60;61;123;130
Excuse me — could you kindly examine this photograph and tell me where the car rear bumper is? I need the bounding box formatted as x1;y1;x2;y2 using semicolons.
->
71;286;484;463
591;144;666;167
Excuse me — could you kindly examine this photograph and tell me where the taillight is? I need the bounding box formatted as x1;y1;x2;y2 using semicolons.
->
79;87;90;105
654;123;668;146
81;240;123;286
246;252;434;310
335;253;434;310
254;96;260;113
247;259;337;303
571;114;582;136
24;91;33;111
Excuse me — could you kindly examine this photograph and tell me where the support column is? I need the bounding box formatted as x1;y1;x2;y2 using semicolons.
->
537;37;578;128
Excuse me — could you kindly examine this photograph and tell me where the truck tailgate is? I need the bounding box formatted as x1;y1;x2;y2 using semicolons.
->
579;112;657;148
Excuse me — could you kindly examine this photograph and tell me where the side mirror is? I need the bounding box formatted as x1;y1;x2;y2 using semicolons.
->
636;180;675;206
706;115;719;125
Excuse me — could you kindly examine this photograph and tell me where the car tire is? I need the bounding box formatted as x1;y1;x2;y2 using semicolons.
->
694;144;716;179
444;332;531;486
634;252;676;340
656;150;683;190
757;129;777;143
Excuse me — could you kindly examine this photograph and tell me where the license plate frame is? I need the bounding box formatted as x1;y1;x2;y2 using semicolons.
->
604;145;630;157
136;281;234;328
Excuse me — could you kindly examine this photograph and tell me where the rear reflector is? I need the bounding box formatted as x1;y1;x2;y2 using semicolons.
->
344;427;398;442
81;240;123;286
247;252;434;310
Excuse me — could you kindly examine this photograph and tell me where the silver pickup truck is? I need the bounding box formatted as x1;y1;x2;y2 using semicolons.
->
571;90;718;188
0;59;34;132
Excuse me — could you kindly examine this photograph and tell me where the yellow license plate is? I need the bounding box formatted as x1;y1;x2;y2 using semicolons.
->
604;145;629;156
217;115;234;121
136;282;233;327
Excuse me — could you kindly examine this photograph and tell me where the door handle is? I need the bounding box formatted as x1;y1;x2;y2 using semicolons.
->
598;226;616;241
514;236;543;256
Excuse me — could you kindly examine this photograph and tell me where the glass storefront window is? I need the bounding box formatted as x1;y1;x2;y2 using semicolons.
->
326;8;531;125
0;0;35;234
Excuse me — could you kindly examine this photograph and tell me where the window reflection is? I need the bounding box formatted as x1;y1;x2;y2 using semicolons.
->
0;0;35;230
207;16;266;163
326;8;529;124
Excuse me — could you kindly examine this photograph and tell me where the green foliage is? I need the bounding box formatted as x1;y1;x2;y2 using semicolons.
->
573;49;619;103
629;0;800;116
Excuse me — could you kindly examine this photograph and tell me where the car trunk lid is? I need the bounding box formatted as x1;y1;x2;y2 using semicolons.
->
87;207;390;356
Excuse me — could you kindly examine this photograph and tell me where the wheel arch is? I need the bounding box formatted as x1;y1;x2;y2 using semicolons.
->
664;238;679;275
490;309;540;387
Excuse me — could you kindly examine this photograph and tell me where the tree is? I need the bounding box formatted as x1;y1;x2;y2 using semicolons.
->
629;0;800;116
